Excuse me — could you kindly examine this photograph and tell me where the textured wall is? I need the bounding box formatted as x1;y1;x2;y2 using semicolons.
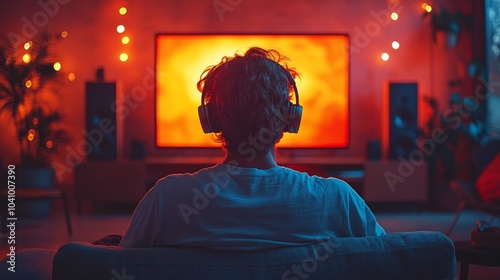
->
0;0;478;184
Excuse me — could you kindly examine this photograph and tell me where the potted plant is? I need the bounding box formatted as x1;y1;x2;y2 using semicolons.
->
0;32;70;217
425;7;471;48
419;89;488;210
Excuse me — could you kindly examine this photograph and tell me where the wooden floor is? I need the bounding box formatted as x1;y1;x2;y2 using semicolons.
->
1;202;499;279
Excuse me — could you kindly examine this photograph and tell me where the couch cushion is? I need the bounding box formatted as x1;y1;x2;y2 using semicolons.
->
52;231;456;280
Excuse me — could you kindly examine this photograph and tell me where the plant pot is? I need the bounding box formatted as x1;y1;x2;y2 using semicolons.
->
17;167;55;219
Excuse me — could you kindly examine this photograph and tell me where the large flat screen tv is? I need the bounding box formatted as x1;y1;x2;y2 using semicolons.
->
156;34;349;148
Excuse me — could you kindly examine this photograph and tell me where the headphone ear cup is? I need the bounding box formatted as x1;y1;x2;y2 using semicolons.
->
198;105;212;133
285;103;302;133
198;103;221;133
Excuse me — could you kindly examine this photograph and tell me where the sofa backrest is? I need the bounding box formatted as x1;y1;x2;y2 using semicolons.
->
52;231;456;280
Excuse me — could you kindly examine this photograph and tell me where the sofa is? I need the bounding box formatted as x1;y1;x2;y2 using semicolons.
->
1;231;456;280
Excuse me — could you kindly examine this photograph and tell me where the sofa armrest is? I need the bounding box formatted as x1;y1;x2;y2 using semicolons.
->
53;231;456;280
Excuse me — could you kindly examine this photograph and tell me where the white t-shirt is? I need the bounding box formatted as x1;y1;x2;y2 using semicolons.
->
120;164;386;249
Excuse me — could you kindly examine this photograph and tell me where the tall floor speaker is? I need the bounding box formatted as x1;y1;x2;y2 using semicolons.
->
85;82;117;160
389;83;418;159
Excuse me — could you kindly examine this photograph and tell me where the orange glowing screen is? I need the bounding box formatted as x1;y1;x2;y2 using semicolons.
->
156;34;349;148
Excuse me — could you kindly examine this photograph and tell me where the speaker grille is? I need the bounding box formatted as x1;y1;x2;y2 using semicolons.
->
389;83;418;159
85;82;117;160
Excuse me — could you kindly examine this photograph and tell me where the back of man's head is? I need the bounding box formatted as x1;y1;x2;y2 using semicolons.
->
197;47;298;154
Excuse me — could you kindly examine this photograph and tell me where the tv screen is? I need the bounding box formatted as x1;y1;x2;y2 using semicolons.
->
156;34;349;148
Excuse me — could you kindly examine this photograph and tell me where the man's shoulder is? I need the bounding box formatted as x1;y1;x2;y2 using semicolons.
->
153;164;225;187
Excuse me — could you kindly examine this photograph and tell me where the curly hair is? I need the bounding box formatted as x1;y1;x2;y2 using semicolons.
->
197;47;298;154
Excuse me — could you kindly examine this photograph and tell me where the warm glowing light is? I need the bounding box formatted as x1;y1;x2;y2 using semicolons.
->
392;41;400;49
24;41;32;50
25;80;32;88
156;34;350;148
53;62;61;71
119;7;127;15
381;52;390;61
61;31;68;38
391;12;398;20
32;118;39;125
121;36;130;44
117;25;125;33
27;129;36;141
45;140;53;149
68;72;76;81
119;52;129;62
22;54;31;63
421;3;432;13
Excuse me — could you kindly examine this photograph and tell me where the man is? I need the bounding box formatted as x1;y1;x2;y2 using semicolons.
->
120;47;385;248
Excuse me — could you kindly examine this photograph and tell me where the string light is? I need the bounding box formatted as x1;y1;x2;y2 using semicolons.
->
391;12;398;21
32;118;39;125
27;129;36;141
24;41;32;50
122;36;130;44
392;41;400;49
22;54;31;63
53;62;61;71
421;3;432;13
68;72;76;81
61;31;68;38
381;52;390;61
117;25;125;33
117;6;129;62
119;52;129;62
45;140;53;149
119;7;127;15
25;80;32;88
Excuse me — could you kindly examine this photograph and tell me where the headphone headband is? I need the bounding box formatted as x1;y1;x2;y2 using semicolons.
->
198;59;302;134
201;66;300;106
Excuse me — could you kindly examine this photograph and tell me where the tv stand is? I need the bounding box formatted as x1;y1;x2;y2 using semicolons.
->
144;156;427;203
74;157;427;210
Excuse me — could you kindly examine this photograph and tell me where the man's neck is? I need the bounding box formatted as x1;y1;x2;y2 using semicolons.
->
223;147;278;169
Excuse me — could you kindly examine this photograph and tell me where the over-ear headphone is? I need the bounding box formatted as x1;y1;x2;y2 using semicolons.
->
198;65;302;134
